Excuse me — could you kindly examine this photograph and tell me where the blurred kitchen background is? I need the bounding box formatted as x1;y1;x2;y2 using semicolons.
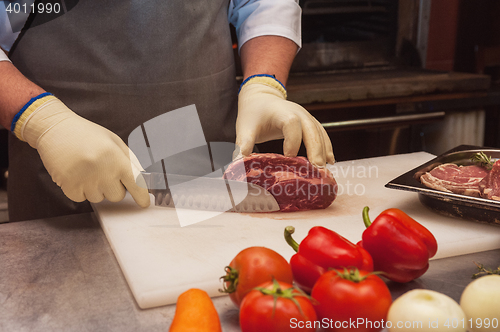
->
243;0;500;160
1;0;500;222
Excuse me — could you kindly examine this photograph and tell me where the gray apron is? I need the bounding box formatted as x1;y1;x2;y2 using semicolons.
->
8;0;238;221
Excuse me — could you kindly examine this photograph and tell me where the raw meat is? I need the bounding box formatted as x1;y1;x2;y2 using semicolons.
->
420;163;488;197
223;153;337;212
478;160;500;201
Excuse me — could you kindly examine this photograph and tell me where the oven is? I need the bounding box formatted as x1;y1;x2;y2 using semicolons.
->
293;0;399;73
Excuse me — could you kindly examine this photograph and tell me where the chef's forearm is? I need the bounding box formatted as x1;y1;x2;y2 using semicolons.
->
0;61;46;130
239;35;298;87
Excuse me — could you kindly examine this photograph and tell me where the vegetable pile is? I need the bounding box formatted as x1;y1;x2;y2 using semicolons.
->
220;206;437;331
168;206;497;331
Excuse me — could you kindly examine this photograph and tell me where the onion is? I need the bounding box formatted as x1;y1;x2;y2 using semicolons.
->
387;289;466;332
460;275;500;332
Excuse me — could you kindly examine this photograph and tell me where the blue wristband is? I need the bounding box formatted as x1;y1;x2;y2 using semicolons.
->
238;74;287;94
11;92;53;132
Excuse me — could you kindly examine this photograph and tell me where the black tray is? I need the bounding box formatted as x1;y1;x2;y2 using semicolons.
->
385;145;500;226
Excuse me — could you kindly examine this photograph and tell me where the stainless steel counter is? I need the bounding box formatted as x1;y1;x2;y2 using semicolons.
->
1;212;499;331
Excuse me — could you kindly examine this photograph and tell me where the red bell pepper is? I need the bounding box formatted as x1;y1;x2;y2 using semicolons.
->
358;206;438;283
284;226;373;293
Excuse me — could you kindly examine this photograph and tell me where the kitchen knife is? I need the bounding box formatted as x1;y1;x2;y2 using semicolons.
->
140;172;280;213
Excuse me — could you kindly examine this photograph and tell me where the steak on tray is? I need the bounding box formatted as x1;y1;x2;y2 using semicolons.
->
478;160;500;201
223;153;337;212
420;163;489;197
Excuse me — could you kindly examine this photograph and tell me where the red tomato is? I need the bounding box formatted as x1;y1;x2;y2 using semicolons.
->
311;269;392;332
220;246;293;307
239;280;318;332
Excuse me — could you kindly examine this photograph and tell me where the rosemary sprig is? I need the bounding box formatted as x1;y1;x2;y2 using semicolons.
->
470;152;494;170
472;261;500;279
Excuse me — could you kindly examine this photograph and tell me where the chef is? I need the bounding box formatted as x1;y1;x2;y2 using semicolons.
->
0;0;334;222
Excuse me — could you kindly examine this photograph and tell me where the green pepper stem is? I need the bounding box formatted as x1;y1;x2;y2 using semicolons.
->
362;206;372;228
284;226;299;252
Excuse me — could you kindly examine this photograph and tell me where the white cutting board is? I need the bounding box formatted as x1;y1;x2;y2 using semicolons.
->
93;152;500;309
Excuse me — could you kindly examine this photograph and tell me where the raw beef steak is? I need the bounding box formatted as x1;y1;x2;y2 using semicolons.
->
224;153;337;212
479;160;500;201
420;163;488;197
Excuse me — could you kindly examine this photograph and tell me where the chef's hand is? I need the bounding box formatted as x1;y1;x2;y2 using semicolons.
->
234;75;335;167
14;94;150;207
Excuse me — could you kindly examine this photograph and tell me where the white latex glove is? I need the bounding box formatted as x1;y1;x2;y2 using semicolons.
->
16;96;150;207
234;76;335;167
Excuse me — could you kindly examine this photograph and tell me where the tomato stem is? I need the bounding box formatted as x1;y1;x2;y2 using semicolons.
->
284;226;300;252
362;206;372;228
254;278;315;317
334;267;383;283
219;266;239;294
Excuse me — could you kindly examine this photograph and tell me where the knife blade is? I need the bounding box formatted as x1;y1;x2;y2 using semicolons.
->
140;172;280;213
